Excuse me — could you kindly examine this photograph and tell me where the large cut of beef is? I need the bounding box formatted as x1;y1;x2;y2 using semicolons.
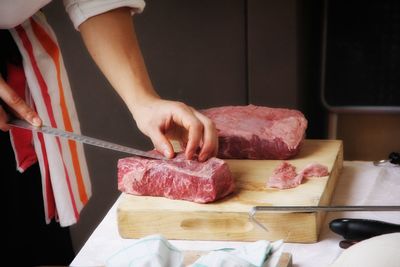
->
201;105;308;159
118;153;235;203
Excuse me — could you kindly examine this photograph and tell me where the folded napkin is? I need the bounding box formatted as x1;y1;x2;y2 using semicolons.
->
106;235;283;267
106;235;183;267
190;240;272;267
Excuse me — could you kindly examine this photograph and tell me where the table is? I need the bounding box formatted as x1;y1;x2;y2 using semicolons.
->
71;161;400;267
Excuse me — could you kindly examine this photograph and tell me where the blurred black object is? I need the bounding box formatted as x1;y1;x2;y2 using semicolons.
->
330;218;400;241
323;0;400;110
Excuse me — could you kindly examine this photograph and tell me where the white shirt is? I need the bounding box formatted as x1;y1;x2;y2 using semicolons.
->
0;0;145;29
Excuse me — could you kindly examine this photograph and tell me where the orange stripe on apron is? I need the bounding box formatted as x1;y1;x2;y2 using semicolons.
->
15;24;80;220
30;18;88;205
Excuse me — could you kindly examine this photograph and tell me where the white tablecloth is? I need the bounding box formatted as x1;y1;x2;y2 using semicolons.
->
70;161;400;267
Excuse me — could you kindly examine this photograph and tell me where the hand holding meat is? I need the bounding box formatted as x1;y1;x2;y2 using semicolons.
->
131;98;218;162
0;76;42;131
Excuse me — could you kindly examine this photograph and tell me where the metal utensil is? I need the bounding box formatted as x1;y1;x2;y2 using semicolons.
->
249;205;400;232
373;152;400;166
8;119;165;160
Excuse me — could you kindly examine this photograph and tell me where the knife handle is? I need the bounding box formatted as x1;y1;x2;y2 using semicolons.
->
329;218;400;241
389;152;400;165
338;239;359;249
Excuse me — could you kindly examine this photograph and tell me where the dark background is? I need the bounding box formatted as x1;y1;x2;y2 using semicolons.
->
324;0;400;108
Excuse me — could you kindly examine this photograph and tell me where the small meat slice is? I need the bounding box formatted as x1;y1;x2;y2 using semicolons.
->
202;105;308;160
300;163;329;177
118;153;235;203
267;162;303;189
267;161;329;189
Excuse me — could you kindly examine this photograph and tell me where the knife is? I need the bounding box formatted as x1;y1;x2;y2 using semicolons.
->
8;119;165;160
329;218;400;241
373;152;400;166
248;205;400;232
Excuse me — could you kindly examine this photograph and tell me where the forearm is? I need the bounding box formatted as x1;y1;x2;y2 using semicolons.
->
77;8;218;160
78;7;159;114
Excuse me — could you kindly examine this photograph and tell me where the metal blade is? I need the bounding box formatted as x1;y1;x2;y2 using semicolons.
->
250;205;400;213
249;205;400;232
8;119;165;160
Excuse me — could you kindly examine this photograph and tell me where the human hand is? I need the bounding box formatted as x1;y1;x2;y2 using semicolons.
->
0;76;42;131
78;9;217;161
132;98;218;162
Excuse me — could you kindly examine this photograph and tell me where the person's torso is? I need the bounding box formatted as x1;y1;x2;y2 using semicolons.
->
0;0;51;29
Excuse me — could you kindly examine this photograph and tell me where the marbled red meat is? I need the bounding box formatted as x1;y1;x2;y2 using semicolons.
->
118;153;235;203
202;105;307;159
301;163;329;177
267;161;304;189
267;161;329;189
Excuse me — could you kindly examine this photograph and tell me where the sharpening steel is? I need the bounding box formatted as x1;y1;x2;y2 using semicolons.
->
249;205;400;232
8;119;164;160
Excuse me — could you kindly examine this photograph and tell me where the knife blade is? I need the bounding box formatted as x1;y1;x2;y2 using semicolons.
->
8;119;165;160
248;205;400;232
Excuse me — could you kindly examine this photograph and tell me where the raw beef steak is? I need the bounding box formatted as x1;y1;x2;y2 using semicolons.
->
118;153;235;203
202;105;308;159
267;161;329;189
267;161;304;189
301;163;329;178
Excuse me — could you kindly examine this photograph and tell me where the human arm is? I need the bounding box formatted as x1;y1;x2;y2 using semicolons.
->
77;8;218;161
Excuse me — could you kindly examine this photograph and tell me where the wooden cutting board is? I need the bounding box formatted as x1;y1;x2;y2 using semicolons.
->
117;139;343;243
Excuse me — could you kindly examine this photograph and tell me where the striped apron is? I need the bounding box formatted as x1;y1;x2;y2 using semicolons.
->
8;12;91;227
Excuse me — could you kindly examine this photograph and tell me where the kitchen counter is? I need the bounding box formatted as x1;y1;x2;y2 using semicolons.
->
70;161;400;267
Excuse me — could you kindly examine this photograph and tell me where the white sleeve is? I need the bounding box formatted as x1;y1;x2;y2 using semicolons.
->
63;0;145;30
